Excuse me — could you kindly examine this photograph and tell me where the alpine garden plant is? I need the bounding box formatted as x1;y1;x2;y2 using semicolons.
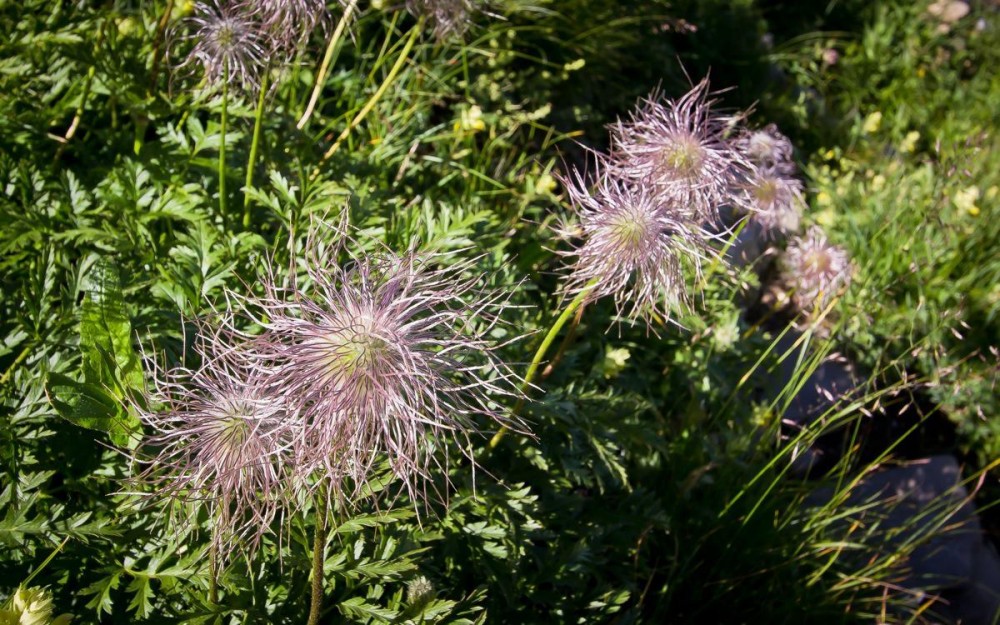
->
2;0;998;622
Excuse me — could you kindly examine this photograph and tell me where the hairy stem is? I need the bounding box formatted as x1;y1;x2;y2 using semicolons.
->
489;281;597;449
306;494;328;625
541;302;586;380
218;71;229;230
243;69;270;228
209;546;219;604
297;0;357;129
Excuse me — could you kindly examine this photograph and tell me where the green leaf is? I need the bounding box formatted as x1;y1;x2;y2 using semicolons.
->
338;596;397;621
44;372;133;446
45;256;142;445
79;256;143;393
126;575;154;618
82;571;121;616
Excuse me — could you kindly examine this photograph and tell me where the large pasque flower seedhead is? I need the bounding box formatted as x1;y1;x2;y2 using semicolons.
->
781;227;852;311
609;79;754;225
251;246;521;503
131;325;292;563
181;0;270;92
559;158;703;325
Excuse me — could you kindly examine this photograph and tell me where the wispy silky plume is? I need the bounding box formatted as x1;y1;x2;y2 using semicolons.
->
244;0;332;53
246;240;523;505
406;0;480;40
608;79;755;226
736;123;796;175
558;156;705;326
781;226;852;312
179;0;271;93
129;319;294;564
743;170;805;236
733;123;803;237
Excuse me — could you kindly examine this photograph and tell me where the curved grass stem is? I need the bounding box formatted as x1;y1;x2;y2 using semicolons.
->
489;280;598;449
318;18;423;164
297;0;357;130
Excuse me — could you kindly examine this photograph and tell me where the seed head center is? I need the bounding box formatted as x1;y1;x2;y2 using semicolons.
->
609;209;652;252
660;135;705;180
804;250;833;275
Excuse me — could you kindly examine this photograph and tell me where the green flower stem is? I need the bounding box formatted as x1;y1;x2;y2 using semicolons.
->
306;493;328;625
218;70;229;230
0;342;33;388
243;69;270;228
297;0;357;130
209;547;219;604
489;280;597;449
319;17;423;162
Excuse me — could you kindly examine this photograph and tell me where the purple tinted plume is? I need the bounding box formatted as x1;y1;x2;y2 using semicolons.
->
781;226;852;312
558;156;705;326
180;0;270;93
248;243;523;504
130;321;293;563
608;79;754;226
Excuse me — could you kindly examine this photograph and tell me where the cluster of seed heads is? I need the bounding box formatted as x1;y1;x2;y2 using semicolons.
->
559;79;850;324
179;0;484;95
132;72;853;565
131;231;522;564
177;0;336;93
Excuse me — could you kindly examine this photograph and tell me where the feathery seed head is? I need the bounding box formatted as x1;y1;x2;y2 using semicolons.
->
249;243;523;504
559;160;703;326
244;0;331;51
407;575;435;607
609;79;754;225
406;0;479;39
181;0;270;92
745;170;804;236
781;227;852;311
131;325;293;563
737;123;795;175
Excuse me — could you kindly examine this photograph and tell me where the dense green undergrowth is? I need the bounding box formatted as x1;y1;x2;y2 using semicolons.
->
1;0;997;623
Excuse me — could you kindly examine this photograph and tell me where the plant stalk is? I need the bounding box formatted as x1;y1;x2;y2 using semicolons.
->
306;493;329;625
489;281;596;448
243;69;270;228
0;343;33;388
218;70;229;230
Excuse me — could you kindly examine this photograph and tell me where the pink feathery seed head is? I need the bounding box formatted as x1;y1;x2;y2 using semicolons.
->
736;123;795;175
744;170;805;237
241;0;332;52
406;0;480;39
781;226;852;312
608;78;755;226
248;242;524;505
558;158;706;327
129;322;295;565
179;0;271;93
